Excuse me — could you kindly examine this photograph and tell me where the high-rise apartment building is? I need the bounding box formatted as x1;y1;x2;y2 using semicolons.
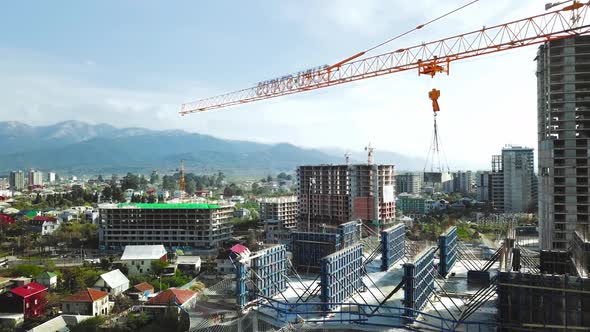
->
48;172;56;183
490;155;505;211
502;145;535;213
451;170;474;194
537;36;590;250
297;164;395;231
485;147;535;213
395;172;422;194
28;169;43;186
9;171;25;191
476;171;491;202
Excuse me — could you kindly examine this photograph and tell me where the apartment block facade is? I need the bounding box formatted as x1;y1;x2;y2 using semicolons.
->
297;164;395;231
98;203;233;252
395;172;422;194
259;196;298;229
537;36;590;250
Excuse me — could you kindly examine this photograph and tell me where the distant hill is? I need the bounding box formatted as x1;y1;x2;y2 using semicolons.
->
0;121;424;175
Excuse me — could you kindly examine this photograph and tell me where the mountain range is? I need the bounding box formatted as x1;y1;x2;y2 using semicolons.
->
0;121;425;175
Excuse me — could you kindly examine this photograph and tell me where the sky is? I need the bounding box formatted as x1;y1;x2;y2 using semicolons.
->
0;0;548;169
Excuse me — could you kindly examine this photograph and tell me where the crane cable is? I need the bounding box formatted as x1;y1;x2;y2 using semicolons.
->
365;0;480;54
330;0;480;69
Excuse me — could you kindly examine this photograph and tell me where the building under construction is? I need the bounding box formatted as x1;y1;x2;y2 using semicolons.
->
98;203;233;255
259;196;298;245
297;164;395;232
538;35;590;250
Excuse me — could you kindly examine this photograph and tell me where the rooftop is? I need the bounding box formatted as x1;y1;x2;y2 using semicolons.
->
115;203;220;209
176;256;201;265
132;282;154;293
145;288;196;306
10;282;47;298
121;245;167;260
62;288;108;303
32;216;58;222
98;269;129;288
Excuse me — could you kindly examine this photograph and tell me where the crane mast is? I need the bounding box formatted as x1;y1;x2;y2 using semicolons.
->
180;160;186;196
180;3;590;115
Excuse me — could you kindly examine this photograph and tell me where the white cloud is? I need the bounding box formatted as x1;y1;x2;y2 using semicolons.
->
0;1;554;170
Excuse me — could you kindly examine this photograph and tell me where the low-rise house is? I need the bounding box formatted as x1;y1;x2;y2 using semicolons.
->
27;314;92;332
0;282;47;318
9;277;31;287
234;208;251;219
0;313;24;329
143;288;196;315
0;277;13;294
85;210;99;224
29;216;61;235
58;211;75;222
215;251;234;275
61;288;110;316
126;282;154;301
35;272;58;289
120;245;168;276
194;190;211;198
92;269;129;296
176;256;201;276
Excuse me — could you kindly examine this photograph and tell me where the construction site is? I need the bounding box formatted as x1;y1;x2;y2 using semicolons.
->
176;1;590;331
183;217;589;331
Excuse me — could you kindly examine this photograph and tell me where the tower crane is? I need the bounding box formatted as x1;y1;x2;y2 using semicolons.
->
179;160;186;196
180;2;590;115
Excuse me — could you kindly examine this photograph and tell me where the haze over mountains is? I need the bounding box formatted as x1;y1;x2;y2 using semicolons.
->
0;121;426;175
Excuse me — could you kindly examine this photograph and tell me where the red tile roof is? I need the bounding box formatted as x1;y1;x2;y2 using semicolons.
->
133;282;154;293
62;288;108;303
145;289;195;306
32;216;57;222
0;214;15;225
10;282;47;298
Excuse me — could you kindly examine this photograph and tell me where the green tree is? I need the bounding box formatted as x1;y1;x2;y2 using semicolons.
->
147;195;156;203
150;172;160;185
121;173;140;190
162;175;177;191
112;187;125;203
185;179;196;195
70;316;105;332
11;264;43;278
151;260;168;275
101;186;112;201
33;193;42;205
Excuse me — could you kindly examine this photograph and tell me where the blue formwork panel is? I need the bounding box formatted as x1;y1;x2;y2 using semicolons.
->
403;247;436;317
251;245;287;299
438;226;458;277
320;243;363;311
236;261;247;307
381;223;406;271
337;221;361;249
291;232;341;272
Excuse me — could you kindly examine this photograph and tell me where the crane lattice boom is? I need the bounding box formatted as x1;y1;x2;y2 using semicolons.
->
180;4;590;115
